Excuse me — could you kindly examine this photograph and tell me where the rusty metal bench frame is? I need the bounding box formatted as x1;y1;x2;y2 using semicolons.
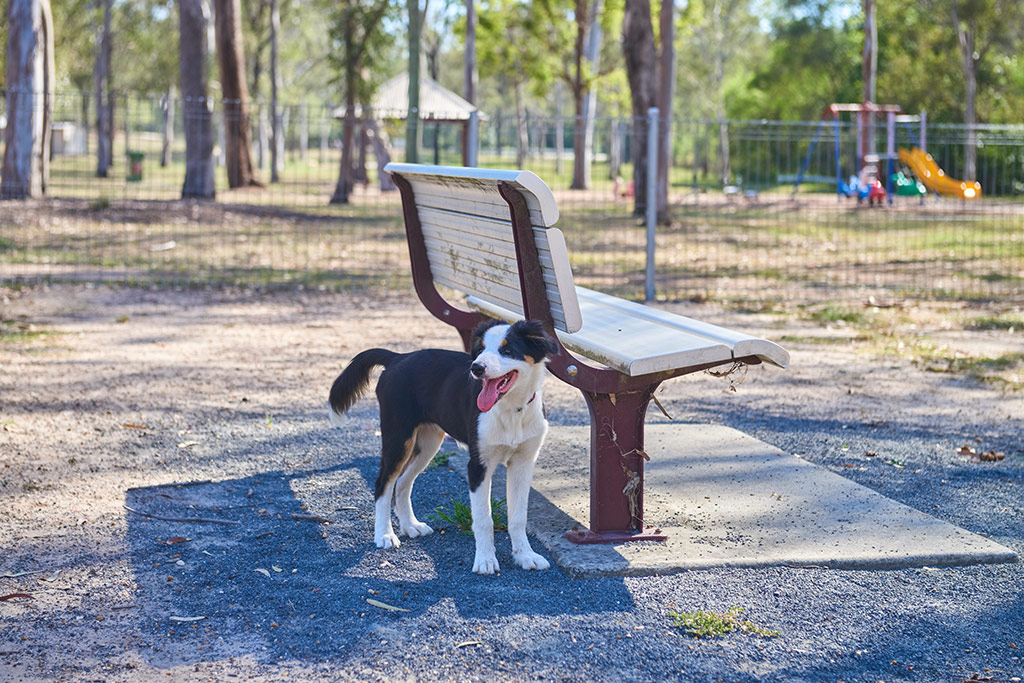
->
385;162;787;544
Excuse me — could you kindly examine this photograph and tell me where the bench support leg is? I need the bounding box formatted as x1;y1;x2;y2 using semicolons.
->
565;387;668;545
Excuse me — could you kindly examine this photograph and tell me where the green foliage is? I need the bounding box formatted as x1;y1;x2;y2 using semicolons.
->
427;449;454;469
430;497;507;535
669;607;780;639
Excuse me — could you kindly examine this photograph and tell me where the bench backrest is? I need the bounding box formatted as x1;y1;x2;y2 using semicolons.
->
384;163;583;334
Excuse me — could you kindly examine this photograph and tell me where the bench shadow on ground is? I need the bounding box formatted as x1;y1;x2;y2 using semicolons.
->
123;426;634;669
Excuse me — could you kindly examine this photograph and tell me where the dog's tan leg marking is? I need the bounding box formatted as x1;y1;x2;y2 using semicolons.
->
375;433;418;549
395;424;444;538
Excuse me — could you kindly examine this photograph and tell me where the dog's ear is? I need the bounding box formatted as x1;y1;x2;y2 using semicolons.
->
512;320;559;361
470;319;503;358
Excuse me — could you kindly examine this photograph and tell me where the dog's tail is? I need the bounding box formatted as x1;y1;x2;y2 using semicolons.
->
327;348;399;427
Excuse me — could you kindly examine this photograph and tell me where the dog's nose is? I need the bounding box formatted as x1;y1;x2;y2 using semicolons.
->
470;361;486;378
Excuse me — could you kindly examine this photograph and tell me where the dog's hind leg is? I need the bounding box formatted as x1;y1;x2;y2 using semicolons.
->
506;435;549;571
394;424;445;539
374;425;418;550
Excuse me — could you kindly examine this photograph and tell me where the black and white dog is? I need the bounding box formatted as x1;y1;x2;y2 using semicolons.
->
328;320;558;574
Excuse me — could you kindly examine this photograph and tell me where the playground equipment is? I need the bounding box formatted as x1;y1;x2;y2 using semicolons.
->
792;103;981;203
898;147;981;199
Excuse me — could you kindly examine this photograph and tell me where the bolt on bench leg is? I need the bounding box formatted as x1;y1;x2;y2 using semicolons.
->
565;386;668;544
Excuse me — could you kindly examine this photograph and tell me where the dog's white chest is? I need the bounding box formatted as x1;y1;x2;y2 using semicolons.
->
477;400;546;450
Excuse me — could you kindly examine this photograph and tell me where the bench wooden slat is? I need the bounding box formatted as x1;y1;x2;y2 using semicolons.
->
413;187;550;230
575;288;790;369
428;259;573;325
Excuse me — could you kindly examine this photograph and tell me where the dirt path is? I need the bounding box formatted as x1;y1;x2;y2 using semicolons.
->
1;285;1021;681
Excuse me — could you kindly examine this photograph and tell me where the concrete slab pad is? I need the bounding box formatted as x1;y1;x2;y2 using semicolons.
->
456;424;1018;578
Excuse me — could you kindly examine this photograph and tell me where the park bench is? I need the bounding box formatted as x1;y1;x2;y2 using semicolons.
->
384;162;789;544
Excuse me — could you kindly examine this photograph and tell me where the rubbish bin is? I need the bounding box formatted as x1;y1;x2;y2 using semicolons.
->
127;151;145;182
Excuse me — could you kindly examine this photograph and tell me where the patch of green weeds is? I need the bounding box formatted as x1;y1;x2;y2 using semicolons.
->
430;497;507;535
669;607;780;639
803;304;869;326
966;312;1023;331
428;450;454;469
0;318;51;344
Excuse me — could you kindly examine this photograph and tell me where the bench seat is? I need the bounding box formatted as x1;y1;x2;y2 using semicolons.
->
469;286;788;377
385;161;789;543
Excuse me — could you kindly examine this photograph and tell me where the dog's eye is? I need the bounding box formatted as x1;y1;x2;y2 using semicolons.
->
499;346;514;357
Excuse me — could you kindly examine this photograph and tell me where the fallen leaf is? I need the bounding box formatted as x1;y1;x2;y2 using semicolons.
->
0;593;34;601
162;537;191;545
866;451;878;457
975;451;1005;462
254;568;271;578
366;598;409;613
122;423;151;430
272;565;283;573
0;569;47;579
958;445;977;456
168;616;206;622
455;640;483;649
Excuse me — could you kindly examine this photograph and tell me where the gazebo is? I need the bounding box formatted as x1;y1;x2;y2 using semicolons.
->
334;73;485;167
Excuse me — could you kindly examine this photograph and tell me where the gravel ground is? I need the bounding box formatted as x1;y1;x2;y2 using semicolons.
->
1;285;1022;682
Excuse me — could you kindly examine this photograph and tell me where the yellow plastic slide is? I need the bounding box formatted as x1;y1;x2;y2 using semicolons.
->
898;147;981;199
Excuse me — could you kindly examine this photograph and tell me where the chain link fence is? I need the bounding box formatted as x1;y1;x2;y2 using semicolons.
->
2;91;1022;304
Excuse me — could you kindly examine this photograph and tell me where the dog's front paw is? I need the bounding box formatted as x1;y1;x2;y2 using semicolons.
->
472;553;500;575
513;550;550;571
375;532;401;549
401;521;433;538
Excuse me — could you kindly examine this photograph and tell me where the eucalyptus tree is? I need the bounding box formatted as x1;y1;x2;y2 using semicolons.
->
214;0;263;188
1;0;55;199
328;0;394;204
477;0;553;167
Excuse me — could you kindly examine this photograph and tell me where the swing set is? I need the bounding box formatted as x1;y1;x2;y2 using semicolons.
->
792;103;931;204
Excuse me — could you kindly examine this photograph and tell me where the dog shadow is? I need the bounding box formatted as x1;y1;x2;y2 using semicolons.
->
124;427;635;668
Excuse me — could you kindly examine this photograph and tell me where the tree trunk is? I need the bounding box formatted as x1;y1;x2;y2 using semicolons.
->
300;100;309;162
161;84;175;167
94;0;113;178
178;0;216;199
213;0;262;188
356;116;369;185
330;89;357;204
655;0;674;223
367;118;397;191
622;0;656;216
463;0;477;105
269;0;281;182
514;78;528;168
555;82;565;175
406;0;421;163
954;11;978;181
719;117;730;187
581;0;602;189
1;0;54;199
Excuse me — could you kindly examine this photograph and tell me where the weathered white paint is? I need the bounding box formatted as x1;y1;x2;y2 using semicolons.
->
389;164;789;376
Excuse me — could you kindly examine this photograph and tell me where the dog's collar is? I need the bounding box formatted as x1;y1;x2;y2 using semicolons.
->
517;393;537;413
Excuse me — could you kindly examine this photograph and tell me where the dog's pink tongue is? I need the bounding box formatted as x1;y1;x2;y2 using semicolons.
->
477;378;502;412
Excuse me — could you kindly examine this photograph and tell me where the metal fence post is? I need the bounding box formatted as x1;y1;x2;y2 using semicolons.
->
645;107;658;302
468;110;479;167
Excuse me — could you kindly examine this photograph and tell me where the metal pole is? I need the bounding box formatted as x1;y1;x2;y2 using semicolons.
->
887;110;895;205
467;110;479;167
645;107;658;302
919;110;927;153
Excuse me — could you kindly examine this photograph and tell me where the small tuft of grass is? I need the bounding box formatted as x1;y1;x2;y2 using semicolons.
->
89;197;111;211
669;607;780;639
427;450;454;469
430;498;507;535
804;305;869;326
966;313;1023;331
